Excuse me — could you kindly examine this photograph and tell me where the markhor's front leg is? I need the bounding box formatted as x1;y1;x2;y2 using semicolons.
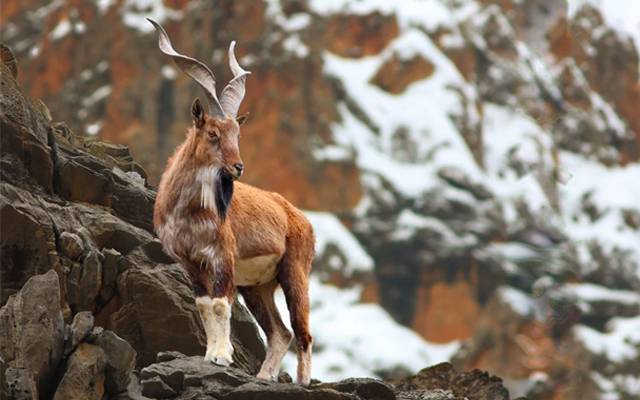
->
196;246;235;366
208;296;233;365
190;252;235;366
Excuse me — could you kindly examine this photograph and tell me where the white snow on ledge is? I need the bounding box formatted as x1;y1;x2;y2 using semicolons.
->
561;283;640;305
304;211;374;273
497;286;537;317
573;316;640;363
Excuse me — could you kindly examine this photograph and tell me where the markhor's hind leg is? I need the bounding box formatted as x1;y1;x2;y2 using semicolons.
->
277;252;313;385
239;281;293;381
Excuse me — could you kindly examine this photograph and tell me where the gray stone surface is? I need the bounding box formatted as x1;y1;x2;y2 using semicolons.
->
0;270;64;399
53;343;107;400
139;355;373;400
91;329;137;395
65;311;95;356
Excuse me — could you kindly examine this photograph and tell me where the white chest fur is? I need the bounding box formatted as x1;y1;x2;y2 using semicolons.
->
234;254;280;286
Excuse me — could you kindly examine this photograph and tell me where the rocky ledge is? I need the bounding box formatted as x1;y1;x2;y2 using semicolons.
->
138;351;511;400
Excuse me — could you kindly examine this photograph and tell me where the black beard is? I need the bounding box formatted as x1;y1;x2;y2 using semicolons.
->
215;169;234;221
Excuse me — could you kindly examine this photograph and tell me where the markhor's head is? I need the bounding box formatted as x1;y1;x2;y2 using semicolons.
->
148;18;250;180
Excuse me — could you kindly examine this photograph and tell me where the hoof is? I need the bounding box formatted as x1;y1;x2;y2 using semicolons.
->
212;356;232;367
297;378;311;386
256;371;277;382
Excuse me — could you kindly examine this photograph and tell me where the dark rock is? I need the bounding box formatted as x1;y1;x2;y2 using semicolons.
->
437;167;493;200
53;343;107;400
0;56;52;193
225;382;360;400
451;369;509;400
396;363;456;392
56;156;111;205
90;329;137;395
156;351;187;363
0;270;64;399
278;371;293;384
86;326;105;343
0;44;18;78
316;378;396;400
99;248;121;303
59;231;85;260
140;239;174;264
0;186;57;305
394;363;509;400
65;311;95;356
230;300;267;371
72;249;103;312
141;376;177;398
2;367;38;400
396;389;457;400
140;355;370;399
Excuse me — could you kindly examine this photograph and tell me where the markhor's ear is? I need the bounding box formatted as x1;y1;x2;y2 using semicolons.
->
236;112;249;126
192;98;205;128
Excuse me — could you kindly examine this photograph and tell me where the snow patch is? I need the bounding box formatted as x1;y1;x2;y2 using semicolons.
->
161;65;177;80
282;35;309;58
121;0;182;33
304;211;374;273
50;19;72;40
497;286;537;317
86;121;103;136
573;316;640;363
83;85;112;108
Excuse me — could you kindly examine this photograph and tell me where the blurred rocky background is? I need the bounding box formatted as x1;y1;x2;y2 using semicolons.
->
2;0;639;399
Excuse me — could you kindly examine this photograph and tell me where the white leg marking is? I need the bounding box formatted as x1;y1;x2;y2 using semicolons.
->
257;329;292;381
297;342;312;386
210;297;233;366
195;296;216;362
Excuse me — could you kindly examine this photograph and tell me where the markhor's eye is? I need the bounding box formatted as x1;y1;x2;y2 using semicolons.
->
208;131;219;142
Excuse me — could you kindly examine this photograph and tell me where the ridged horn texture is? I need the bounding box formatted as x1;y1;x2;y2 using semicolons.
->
147;18;226;119
219;41;251;118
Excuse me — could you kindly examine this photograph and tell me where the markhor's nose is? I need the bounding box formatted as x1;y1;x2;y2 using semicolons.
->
234;163;244;175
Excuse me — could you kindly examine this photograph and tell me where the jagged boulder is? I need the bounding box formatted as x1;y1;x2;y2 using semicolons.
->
394;363;510;400
88;328;137;395
53;343;107;400
0;270;64;399
0;269;139;400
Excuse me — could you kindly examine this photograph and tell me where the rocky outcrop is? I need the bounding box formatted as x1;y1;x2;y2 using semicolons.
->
0;270;64;399
53;343;107;400
0;269;137;400
137;352;510;400
0;46;265;399
395;363;510;400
